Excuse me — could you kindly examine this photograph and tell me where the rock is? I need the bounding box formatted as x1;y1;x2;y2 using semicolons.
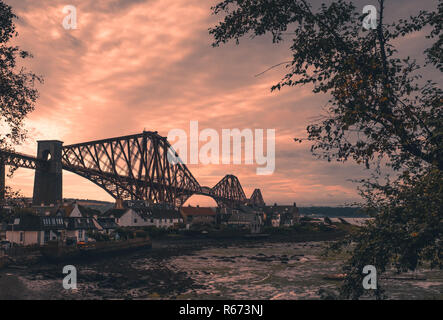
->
318;288;340;300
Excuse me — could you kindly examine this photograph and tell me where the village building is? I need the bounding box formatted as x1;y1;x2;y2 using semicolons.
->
32;204;65;217
65;217;98;243
226;206;263;233
180;206;216;227
280;203;300;227
264;202;300;227
6;214;65;246
96;218;119;234
135;207;183;229
103;208;148;227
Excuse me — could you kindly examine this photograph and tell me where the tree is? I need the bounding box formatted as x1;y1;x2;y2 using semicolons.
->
1;0;42;150
0;1;42;204
210;0;442;299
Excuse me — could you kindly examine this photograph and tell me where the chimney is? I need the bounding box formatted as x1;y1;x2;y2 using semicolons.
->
115;198;124;209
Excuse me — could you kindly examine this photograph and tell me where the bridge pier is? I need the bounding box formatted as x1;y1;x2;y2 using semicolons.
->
32;140;63;205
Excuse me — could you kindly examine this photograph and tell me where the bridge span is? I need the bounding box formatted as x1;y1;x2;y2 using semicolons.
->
0;131;265;208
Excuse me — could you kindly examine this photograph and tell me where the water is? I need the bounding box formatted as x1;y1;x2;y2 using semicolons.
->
1;240;441;300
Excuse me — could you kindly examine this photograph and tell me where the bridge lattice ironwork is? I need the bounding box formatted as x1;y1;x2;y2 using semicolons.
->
0;132;264;208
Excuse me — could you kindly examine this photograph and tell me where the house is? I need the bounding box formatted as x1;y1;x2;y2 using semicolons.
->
264;202;300;227
103;208;149;227
227;207;263;233
280;203;300;226
32;204;65;217
135;207;183;228
65;217;97;243
6;214;65;246
180;206;216;227
96;218;119;234
60;202;101;218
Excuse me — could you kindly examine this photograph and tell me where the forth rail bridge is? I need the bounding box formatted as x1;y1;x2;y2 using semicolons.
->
0;131;265;209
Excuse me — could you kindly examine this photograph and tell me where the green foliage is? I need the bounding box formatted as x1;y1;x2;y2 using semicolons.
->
337;169;443;299
114;227;134;240
211;0;442;299
134;229;148;238
87;231;111;242
211;0;442;173
0;1;42;149
141;226;171;238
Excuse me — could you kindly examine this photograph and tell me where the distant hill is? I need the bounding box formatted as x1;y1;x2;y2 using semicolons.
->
64;199;114;213
299;207;368;218
63;200;368;217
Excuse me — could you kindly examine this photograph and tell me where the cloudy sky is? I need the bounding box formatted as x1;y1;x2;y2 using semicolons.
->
4;0;438;206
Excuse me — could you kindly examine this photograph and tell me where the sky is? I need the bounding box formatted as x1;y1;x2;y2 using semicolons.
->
3;0;439;206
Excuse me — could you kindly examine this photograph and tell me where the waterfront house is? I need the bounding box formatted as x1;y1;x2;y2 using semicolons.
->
65;217;97;243
180;206;216;227
264;202;300;227
281;203;300;227
96;218;119;234
32;204;65;217
135;207;183;228
103;208;149;227
6;214;66;246
227;207;263;233
60;202;101;218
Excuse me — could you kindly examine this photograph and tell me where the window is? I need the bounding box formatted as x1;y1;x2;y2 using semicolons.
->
20;232;24;242
78;230;83;239
134;219;138;223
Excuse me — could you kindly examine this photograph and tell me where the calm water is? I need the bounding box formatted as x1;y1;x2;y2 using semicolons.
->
2;240;442;300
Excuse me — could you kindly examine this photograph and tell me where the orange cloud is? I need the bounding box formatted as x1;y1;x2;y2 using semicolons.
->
4;0;432;206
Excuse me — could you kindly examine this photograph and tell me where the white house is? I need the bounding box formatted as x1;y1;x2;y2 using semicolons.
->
65;217;98;243
104;208;148;227
136;207;183;229
103;206;183;229
68;203;84;217
6;215;65;246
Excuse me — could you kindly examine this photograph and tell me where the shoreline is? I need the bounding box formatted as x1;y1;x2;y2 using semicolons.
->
0;228;348;271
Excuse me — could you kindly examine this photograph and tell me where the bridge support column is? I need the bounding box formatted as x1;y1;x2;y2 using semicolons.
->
32;140;63;205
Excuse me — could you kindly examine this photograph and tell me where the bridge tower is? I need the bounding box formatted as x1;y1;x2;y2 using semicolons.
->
32;140;63;205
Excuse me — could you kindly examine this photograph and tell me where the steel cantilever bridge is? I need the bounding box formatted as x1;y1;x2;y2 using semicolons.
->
0;131;265;208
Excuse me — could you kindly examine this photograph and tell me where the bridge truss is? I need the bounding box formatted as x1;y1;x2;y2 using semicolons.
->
0;132;264;208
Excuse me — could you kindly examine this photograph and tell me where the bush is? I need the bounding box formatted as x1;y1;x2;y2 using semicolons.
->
134;230;148;238
86;231;111;242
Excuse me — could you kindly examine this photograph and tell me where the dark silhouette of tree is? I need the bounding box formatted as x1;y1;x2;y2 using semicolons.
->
210;0;442;299
0;1;42;205
1;0;42;149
